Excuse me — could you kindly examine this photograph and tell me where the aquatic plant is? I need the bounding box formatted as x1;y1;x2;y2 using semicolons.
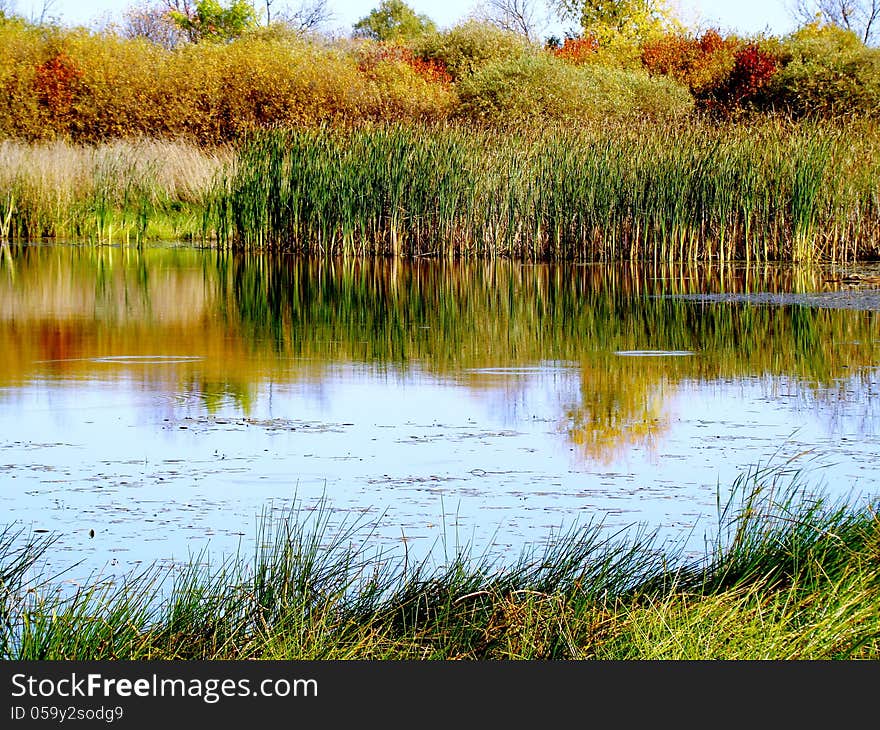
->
218;120;880;262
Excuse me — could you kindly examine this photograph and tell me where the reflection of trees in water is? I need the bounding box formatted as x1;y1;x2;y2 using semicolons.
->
4;244;880;459
562;356;674;465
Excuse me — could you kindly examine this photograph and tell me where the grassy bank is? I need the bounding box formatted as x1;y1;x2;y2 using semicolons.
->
218;120;880;262
0;138;229;242
4;117;880;262
2;464;878;659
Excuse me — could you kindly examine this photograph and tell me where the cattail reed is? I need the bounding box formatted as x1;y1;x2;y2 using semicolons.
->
217;120;880;263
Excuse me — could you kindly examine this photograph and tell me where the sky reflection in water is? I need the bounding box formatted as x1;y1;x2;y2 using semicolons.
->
1;243;879;578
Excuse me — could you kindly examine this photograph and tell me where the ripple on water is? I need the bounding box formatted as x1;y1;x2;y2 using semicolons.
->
90;355;204;365
615;350;694;357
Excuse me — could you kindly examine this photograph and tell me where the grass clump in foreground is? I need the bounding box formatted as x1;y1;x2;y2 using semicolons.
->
2;462;878;660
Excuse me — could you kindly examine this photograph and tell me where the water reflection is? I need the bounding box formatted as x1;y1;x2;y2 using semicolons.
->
221;254;880;458
1;243;880;574
3;245;880;459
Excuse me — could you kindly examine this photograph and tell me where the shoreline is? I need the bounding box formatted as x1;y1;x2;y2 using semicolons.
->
2;463;878;660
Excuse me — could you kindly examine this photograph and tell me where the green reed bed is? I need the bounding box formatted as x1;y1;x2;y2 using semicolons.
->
4;119;880;262
0;139;229;244
217;120;880;263
2;463;878;660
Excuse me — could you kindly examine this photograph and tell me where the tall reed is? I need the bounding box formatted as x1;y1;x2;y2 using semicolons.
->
217;120;880;263
5;119;880;263
0;139;229;243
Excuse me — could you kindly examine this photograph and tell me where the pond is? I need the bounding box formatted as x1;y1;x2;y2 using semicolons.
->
2;242;880;580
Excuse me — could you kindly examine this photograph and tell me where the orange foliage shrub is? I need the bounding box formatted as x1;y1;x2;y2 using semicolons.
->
640;29;738;95
551;36;599;65
357;42;452;84
33;52;82;123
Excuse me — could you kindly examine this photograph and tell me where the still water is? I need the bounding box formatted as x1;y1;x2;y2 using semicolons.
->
2;243;879;579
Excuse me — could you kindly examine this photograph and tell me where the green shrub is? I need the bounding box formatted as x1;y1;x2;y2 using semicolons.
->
760;23;880;118
455;53;692;122
415;21;532;80
361;59;454;122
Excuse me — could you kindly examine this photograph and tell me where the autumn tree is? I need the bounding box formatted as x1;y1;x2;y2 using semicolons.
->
555;0;675;44
168;0;258;42
791;0;880;44
353;0;437;41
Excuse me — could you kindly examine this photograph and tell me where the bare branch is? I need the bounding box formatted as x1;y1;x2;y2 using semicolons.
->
257;0;334;32
30;0;58;25
789;0;880;44
119;2;186;49
282;0;333;32
477;0;550;41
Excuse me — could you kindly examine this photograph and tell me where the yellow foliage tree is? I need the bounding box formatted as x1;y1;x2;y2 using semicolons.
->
555;0;681;65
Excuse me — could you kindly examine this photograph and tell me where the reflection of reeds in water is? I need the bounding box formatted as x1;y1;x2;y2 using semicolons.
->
220;121;880;263
224;255;880;460
221;253;880;378
0;139;229;243
3;247;880;459
0;245;211;322
2;464;879;659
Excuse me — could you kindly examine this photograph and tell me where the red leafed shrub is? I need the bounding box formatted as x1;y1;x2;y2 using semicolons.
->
33;52;82;120
552;36;599;65
727;44;779;99
358;42;452;84
696;42;781;115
